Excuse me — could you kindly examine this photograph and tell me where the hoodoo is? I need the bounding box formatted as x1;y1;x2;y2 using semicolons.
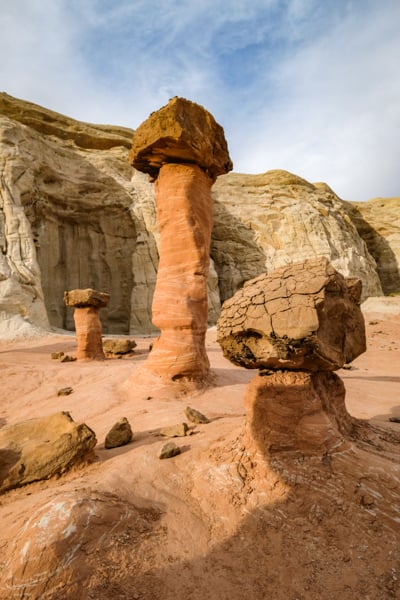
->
64;288;110;360
130;97;232;383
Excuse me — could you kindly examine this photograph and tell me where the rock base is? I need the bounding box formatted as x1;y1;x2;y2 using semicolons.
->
244;370;355;458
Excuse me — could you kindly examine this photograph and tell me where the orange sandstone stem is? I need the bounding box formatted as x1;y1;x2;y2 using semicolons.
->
146;163;213;381
73;306;105;361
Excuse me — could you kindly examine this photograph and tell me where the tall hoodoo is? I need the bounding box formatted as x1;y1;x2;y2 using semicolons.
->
130;97;232;383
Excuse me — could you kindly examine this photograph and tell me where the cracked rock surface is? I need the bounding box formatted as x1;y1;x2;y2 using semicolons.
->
217;258;366;371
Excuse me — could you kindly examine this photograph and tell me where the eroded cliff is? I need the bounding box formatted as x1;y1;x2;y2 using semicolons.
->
1;93;397;337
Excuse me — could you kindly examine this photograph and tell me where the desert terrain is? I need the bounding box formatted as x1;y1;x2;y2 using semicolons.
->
0;297;399;600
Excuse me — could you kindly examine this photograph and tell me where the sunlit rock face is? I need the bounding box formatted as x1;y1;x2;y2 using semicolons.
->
211;171;382;304
217;258;366;371
129;97;232;383
0;92;136;336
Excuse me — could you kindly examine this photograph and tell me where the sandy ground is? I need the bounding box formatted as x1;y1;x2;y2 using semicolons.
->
0;299;399;599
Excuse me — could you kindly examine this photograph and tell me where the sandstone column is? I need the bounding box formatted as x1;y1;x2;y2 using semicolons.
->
64;288;110;361
129;97;232;383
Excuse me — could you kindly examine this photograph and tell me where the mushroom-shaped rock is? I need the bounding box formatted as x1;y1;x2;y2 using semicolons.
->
129;96;232;181
64;288;110;360
217;258;366;371
130;98;232;384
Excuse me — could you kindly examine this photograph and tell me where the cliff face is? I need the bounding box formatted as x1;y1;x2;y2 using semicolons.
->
342;198;400;295
211;172;382;303
0;94;396;337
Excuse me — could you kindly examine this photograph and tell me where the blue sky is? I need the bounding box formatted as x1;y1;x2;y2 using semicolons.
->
1;0;399;200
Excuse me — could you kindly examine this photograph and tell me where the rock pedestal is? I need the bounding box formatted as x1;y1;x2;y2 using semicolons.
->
64;288;110;360
130;97;232;383
243;370;353;458
217;259;366;458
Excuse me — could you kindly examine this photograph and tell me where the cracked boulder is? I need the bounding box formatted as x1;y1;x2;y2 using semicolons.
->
216;258;366;371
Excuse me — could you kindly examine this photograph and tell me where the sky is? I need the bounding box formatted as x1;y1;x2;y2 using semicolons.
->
1;0;399;201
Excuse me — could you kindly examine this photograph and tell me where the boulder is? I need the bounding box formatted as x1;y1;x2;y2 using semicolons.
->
0;412;96;494
217;258;366;371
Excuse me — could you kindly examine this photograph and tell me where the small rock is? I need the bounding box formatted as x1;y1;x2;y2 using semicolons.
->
60;354;77;363
159;423;189;437
185;406;210;424
342;364;355;370
159;442;181;459
105;417;133;449
51;351;64;360
102;338;137;355
389;416;400;423
57;387;74;396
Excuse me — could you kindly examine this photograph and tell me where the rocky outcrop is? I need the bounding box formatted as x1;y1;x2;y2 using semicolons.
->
0;93;394;339
343;197;400;294
217;258;366;371
130;98;232;383
0;412;96;494
212;171;382;303
64;288;110;360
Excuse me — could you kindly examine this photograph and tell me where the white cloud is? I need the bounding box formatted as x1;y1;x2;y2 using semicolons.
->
0;0;399;199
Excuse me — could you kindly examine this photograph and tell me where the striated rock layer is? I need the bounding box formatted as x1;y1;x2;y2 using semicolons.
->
146;163;214;380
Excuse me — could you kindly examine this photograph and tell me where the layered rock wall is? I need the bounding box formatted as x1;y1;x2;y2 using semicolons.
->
0;94;397;337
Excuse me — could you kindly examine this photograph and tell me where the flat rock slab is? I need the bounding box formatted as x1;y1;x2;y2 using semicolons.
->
129;96;232;181
0;412;96;494
64;288;110;308
217;258;366;371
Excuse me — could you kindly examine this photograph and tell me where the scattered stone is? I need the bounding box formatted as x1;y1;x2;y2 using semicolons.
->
159;442;181;459
130;97;231;383
105;417;133;449
60;354;77;363
185;406;210;424
217;258;366;371
102;338;137;355
57;386;74;396
159;423;189;437
64;288;110;361
0;412;96;494
51;351;64;360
